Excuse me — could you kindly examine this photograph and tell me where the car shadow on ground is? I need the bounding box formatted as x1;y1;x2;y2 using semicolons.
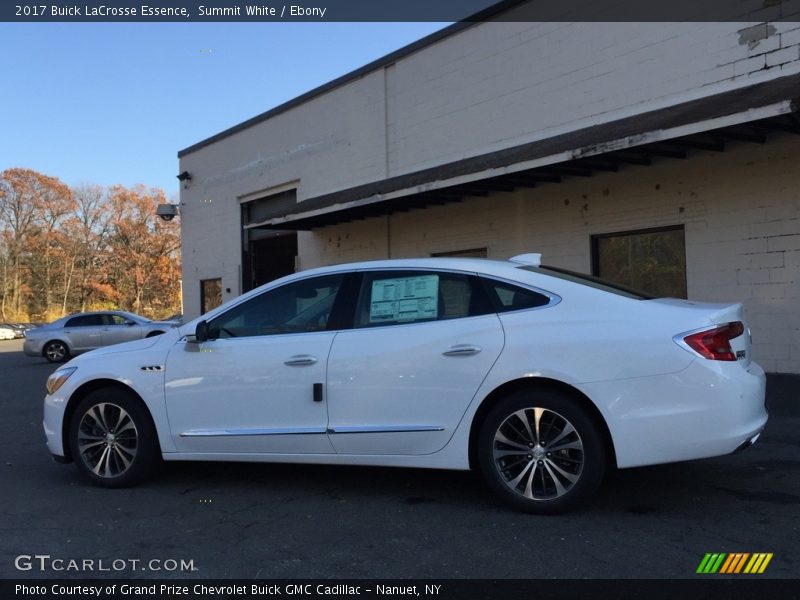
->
136;448;798;516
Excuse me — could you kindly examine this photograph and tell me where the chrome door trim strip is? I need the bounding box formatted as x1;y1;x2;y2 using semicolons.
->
326;425;445;434
180;427;327;437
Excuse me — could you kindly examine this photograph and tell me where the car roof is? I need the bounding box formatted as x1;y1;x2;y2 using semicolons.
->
290;257;529;279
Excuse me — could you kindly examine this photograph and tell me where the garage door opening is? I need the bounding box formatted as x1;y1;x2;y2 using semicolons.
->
243;229;298;292
242;190;299;292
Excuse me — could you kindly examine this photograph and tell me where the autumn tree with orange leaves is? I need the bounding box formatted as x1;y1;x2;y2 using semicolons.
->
0;168;181;322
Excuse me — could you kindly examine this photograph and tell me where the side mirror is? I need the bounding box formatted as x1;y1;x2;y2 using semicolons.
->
195;320;210;342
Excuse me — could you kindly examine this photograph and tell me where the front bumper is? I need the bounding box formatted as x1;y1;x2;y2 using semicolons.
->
23;339;43;357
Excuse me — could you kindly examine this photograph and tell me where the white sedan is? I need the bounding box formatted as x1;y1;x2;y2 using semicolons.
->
42;254;766;513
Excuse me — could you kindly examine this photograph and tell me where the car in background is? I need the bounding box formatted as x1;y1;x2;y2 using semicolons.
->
7;323;30;338
40;254;767;513
24;311;179;363
0;325;16;340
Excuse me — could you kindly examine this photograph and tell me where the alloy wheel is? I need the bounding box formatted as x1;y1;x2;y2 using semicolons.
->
77;402;139;478
492;407;584;501
45;342;67;362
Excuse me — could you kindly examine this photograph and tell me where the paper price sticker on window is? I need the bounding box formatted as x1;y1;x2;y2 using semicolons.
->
370;275;439;323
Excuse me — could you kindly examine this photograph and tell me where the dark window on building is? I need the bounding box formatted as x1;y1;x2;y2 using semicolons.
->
201;278;223;314
591;225;687;299
242;190;298;292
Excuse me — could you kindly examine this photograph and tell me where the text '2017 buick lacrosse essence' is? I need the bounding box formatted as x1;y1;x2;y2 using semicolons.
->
42;254;766;513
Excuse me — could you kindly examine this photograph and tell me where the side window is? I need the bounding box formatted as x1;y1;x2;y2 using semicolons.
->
481;278;551;312
65;315;103;327
207;274;344;338
105;315;129;325
354;271;491;328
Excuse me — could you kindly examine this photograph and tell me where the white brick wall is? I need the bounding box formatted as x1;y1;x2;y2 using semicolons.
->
302;134;800;374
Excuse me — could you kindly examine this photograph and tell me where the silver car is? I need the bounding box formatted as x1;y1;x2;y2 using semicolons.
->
23;311;178;363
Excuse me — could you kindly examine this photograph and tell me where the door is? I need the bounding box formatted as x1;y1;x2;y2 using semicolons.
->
100;314;143;346
63;314;104;351
326;270;505;455
165;273;345;454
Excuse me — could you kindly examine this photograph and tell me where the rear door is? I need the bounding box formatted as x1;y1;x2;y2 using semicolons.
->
326;269;505;455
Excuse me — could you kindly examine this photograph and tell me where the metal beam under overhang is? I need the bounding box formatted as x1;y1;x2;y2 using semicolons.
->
248;74;800;231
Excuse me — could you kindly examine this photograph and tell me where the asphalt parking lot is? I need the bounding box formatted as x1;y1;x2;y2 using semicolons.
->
1;339;798;580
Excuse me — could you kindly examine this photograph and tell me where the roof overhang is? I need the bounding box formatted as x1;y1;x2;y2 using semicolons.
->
250;72;800;231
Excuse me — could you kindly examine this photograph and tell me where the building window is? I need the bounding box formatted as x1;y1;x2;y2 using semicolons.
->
591;226;687;299
200;278;223;314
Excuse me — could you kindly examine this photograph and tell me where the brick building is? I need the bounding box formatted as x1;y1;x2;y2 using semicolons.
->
177;18;800;374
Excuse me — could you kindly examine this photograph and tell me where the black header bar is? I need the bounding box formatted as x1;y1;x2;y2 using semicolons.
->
4;579;800;600
4;0;800;23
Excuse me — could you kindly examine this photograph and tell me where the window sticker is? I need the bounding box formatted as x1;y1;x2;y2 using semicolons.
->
369;275;439;323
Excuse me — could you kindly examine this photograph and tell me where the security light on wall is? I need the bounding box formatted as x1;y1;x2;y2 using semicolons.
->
156;203;180;222
176;171;192;189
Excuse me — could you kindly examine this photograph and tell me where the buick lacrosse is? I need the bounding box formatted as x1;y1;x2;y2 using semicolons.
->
42;254;766;513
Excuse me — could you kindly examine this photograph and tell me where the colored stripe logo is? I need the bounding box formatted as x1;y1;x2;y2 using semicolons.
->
697;553;773;574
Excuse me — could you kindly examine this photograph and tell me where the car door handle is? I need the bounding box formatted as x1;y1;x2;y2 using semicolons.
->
442;344;482;357
284;355;318;366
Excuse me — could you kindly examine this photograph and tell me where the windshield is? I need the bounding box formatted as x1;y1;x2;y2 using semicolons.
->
519;265;654;300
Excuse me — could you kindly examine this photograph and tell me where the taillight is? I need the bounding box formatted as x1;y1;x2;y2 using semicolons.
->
681;321;744;361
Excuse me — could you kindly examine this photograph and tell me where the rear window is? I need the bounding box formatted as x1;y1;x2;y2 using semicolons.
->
480;278;551;312
519;266;653;299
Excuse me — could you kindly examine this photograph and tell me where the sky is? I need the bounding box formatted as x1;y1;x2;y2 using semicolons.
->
0;22;447;199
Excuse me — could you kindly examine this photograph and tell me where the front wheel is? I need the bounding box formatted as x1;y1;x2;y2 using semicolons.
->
68;389;160;487
477;388;606;514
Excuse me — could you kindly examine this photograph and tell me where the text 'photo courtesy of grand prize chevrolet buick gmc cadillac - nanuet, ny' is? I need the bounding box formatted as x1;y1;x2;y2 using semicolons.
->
40;254;766;513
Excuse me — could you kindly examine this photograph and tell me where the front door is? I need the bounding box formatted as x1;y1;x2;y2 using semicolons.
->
100;314;143;346
165;273;345;455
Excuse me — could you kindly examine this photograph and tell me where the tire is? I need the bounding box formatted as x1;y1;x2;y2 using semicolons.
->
68;388;161;488
43;340;70;363
477;388;606;514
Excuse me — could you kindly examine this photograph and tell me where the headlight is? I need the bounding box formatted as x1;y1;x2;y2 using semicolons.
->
46;367;77;395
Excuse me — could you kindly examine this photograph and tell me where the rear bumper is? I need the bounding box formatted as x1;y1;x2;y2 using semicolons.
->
580;360;767;469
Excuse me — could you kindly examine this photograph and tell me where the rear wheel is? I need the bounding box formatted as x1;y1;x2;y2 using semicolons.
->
43;340;69;363
477;388;606;514
68;388;160;487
